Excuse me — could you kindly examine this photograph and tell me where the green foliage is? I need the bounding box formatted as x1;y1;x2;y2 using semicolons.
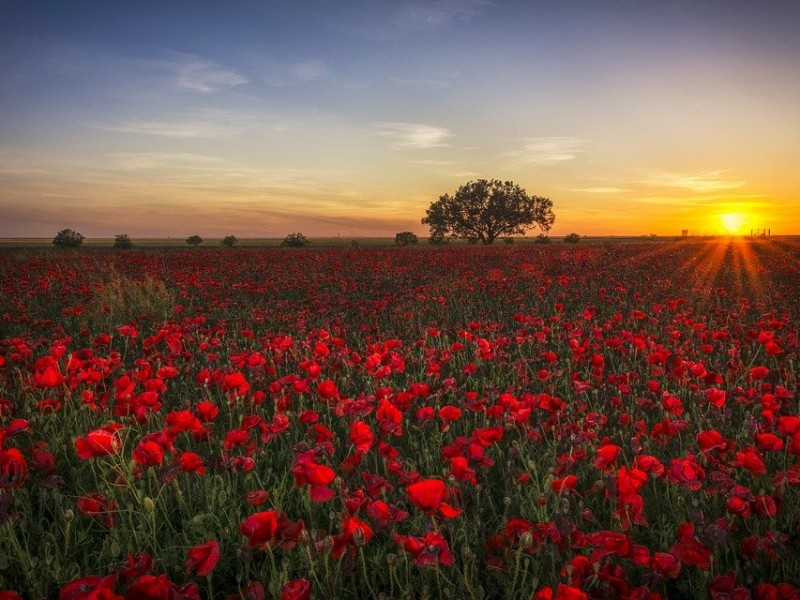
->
563;232;582;244
113;233;133;249
52;228;85;248
422;179;555;245
92;271;175;326
221;235;238;248
186;235;204;246
281;232;311;247
394;231;419;246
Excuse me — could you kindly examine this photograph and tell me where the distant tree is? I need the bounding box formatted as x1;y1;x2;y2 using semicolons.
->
422;179;554;245
113;234;133;249
221;235;238;248
52;228;85;248
281;233;310;248
394;231;419;246
534;233;551;244
564;232;582;244
502;236;515;245
186;235;204;247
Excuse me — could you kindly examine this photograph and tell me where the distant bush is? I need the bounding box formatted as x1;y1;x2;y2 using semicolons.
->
113;234;133;249
502;237;515;245
186;235;203;247
221;235;238;248
428;233;448;246
394;231;419;246
564;232;582;244
351;240;360;248
534;234;551;244
281;233;310;248
52;228;85;248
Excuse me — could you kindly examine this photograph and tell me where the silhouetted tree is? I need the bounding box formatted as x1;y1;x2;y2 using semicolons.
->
394;231;419;246
186;235;203;247
422;179;554;245
564;232;581;244
113;234;133;249
52;229;85;248
221;235;238;248
281;233;310;247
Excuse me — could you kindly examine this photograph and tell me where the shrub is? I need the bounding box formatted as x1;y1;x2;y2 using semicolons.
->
564;232;582;244
113;234;133;249
221;235;239;248
186;235;204;247
281;233;310;248
502;236;515;245
52;228;85;248
394;231;419;246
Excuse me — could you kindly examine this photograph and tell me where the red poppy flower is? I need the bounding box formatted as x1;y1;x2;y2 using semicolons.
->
76;492;118;528
593;444;621;471
666;455;706;491
75;426;122;460
331;516;374;559
59;574;119;600
176;452;205;475
240;510;304;551
349;421;374;454
406;478;462;518
650;552;681;579
185;540;220;577
0;447;27;490
281;578;311;600
133;440;164;467
551;475;578;494
393;530;455;567
245;490;270;506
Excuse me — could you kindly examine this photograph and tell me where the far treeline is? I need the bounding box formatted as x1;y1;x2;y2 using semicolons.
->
52;179;589;248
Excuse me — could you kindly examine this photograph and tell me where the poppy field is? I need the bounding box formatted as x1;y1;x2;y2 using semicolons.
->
1;239;799;600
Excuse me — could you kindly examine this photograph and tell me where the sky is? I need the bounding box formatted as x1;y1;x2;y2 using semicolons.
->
1;0;799;238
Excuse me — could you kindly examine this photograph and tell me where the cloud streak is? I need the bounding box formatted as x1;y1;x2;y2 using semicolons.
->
645;171;746;192
504;137;590;166
373;122;455;149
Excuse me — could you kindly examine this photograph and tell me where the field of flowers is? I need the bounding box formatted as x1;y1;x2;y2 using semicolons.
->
1;239;799;599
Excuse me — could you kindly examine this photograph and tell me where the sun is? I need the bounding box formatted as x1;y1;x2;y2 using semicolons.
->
720;212;747;235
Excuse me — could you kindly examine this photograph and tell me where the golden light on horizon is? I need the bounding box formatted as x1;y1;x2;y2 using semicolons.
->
720;212;748;235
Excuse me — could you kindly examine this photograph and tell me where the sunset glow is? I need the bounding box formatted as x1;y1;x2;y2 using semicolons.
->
720;212;748;235
1;1;799;238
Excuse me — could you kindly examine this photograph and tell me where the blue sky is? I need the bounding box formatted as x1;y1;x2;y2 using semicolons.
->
2;0;799;237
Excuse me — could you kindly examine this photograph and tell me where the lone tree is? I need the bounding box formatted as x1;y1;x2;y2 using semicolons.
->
221;235;239;248
422;179;554;245
186;235;203;247
113;234;133;249
394;231;419;246
281;232;310;248
52;228;85;248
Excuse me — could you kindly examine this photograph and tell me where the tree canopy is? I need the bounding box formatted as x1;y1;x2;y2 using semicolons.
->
422;179;554;245
52;229;85;248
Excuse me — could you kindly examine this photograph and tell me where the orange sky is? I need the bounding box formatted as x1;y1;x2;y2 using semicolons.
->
1;1;798;237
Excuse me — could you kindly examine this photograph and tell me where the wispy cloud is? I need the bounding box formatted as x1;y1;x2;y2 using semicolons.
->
569;186;628;194
505;137;589;166
645;171;746;192
92;120;245;139
169;54;248;92
374;122;455;149
290;59;329;82
394;0;491;31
